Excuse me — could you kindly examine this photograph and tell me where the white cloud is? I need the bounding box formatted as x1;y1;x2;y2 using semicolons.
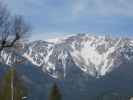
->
72;0;133;17
30;32;71;41
72;0;88;16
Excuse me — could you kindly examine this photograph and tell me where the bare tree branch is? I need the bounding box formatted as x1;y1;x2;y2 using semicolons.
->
0;2;30;52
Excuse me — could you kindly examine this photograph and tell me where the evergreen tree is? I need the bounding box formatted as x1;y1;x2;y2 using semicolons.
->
49;83;62;100
0;67;27;100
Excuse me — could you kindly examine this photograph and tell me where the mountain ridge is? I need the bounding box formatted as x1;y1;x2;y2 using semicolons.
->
1;33;133;79
24;34;133;78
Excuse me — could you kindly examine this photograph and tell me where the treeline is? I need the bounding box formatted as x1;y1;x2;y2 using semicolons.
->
0;68;62;100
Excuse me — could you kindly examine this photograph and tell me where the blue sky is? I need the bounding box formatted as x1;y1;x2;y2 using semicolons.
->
2;0;133;40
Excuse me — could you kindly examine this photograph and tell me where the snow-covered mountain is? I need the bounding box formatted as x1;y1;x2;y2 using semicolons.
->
1;34;133;78
23;34;133;78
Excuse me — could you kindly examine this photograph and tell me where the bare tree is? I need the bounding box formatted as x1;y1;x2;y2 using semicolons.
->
0;2;31;100
0;2;30;52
